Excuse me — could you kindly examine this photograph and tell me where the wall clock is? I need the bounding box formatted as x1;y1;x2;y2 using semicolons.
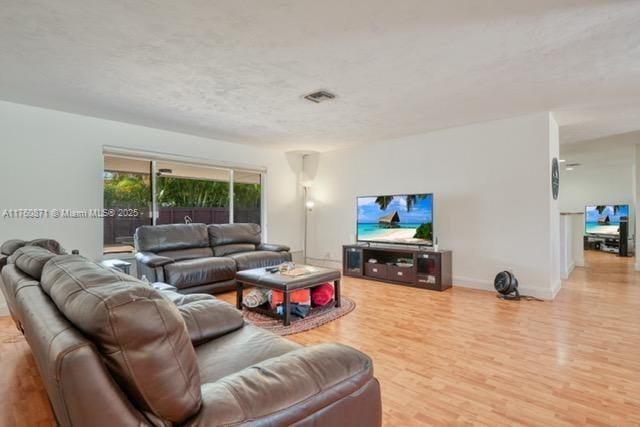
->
551;157;560;200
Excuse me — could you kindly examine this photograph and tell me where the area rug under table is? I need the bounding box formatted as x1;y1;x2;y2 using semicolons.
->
242;296;356;336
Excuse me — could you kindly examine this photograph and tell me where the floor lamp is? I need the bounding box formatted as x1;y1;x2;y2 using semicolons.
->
303;183;314;264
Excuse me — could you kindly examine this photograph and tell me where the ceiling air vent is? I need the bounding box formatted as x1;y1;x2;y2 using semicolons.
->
303;90;336;103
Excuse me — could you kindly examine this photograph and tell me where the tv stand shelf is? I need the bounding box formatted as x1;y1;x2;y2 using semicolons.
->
343;244;452;291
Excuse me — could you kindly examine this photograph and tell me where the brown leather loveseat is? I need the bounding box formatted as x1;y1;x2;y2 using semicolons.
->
135;223;292;294
1;244;382;426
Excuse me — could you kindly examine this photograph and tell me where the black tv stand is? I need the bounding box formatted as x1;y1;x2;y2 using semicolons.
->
343;245;452;291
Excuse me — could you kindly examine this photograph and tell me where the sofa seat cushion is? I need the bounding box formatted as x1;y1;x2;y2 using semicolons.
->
159;290;244;345
228;250;292;271
164;257;236;289
196;324;300;383
188;343;378;427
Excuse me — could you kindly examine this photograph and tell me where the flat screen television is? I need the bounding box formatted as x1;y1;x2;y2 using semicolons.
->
357;193;433;245
585;204;629;235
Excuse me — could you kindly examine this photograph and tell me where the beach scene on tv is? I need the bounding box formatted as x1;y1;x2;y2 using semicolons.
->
585;204;628;235
357;194;433;245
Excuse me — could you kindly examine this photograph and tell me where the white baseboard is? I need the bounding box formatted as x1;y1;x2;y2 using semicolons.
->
453;275;560;300
305;257;561;300
574;258;585;267
561;262;575;280
305;256;341;269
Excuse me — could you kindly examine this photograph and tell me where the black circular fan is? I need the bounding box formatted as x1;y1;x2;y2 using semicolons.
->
494;271;520;300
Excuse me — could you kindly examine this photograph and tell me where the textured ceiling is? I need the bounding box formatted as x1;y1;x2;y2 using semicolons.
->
1;0;639;151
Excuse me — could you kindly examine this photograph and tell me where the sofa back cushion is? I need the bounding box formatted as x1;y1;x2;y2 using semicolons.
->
40;255;202;424
208;223;261;247
157;246;214;261
1;239;26;255
9;246;58;280
1;238;65;256
135;223;209;253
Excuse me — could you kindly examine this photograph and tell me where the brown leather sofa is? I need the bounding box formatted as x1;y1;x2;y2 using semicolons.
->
135;223;292;294
1;244;382;426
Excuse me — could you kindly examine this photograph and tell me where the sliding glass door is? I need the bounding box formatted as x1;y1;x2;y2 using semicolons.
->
233;170;261;224
103;154;263;254
156;161;231;225
103;157;152;254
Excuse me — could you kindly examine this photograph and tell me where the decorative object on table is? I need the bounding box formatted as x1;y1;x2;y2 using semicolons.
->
243;287;269;308
311;283;334;306
278;261;296;273
551;157;560;200
241;296;356;336
280;267;309;276
433;237;439;252
395;262;413;268
100;259;132;275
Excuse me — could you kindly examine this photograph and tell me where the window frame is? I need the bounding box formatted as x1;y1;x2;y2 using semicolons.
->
102;149;266;255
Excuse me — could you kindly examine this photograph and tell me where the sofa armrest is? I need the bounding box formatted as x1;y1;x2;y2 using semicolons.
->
158;289;244;345
135;251;174;268
257;243;290;252
187;343;380;426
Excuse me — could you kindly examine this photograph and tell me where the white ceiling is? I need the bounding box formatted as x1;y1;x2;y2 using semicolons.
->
1;0;639;151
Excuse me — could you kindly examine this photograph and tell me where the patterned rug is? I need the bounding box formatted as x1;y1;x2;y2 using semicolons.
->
242;296;356;336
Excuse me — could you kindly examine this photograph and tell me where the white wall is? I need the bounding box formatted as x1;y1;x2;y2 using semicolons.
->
559;164;634;223
305;112;560;299
0;100;304;259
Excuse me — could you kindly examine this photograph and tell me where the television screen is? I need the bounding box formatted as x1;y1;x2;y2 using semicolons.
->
357;194;433;245
585;204;628;235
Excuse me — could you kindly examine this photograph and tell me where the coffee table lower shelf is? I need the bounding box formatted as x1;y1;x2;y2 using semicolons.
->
243;300;337;324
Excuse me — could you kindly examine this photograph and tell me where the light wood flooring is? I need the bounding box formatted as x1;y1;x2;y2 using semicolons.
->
1;251;639;426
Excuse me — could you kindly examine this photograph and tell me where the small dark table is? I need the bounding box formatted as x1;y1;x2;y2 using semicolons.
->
236;265;341;326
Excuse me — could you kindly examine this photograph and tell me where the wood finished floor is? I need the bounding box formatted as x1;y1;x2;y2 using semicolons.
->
1;251;639;426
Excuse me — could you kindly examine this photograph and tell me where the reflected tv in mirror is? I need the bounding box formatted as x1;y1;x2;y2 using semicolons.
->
357;194;433;245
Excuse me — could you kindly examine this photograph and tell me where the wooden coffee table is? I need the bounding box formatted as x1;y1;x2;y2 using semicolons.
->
236;265;341;326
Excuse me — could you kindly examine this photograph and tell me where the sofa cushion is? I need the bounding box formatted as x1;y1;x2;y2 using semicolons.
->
228;250;292;271
196;324;300;383
208;223;261;247
190;343;377;427
8;246;58;280
164;257;236;289
135;223;209;252
157;246;214;261
159;291;244;345
27;238;65;254
40;255;202;424
1;239;26;255
213;243;256;257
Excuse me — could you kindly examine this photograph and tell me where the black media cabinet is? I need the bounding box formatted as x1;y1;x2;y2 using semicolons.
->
343;244;452;291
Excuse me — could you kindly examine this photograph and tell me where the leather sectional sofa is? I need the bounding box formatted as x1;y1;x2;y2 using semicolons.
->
135;223;292;294
0;242;382;426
